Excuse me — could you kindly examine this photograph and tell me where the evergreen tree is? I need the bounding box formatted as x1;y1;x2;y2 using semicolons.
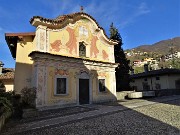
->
109;23;131;91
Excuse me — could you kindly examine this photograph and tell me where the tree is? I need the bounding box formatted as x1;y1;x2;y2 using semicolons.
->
109;23;131;91
0;80;6;92
168;58;180;69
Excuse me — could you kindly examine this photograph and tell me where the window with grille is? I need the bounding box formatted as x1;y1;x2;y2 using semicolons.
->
79;42;86;57
55;78;67;94
99;79;106;92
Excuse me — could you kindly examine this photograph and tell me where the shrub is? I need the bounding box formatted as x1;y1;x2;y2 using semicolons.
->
21;87;36;108
0;91;14;101
0;97;13;116
0;81;13;116
0;81;22;119
0;81;6;92
12;94;22;119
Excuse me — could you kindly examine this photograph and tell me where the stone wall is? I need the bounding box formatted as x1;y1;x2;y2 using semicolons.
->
154;89;180;97
116;91;134;100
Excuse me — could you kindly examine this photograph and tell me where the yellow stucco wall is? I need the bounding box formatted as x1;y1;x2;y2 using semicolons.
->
5;84;14;92
46;67;77;106
2;79;14;92
48;19;114;63
14;36;34;93
43;65;115;106
14;17;117;107
92;72;116;102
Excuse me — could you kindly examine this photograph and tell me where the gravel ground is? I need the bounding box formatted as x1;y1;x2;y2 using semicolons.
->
6;99;180;135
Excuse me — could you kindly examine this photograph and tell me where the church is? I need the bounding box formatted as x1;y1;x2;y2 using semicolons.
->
5;11;118;108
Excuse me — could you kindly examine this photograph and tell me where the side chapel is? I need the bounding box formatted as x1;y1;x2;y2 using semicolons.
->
5;12;118;108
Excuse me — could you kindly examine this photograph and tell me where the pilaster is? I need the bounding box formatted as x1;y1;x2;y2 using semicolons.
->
35;25;47;52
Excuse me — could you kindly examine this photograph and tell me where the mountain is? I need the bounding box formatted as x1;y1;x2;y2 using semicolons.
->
127;37;180;55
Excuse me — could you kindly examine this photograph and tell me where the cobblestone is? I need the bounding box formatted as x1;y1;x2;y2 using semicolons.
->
2;95;180;135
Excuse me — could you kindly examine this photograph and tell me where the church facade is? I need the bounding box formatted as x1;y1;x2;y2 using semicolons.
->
5;12;118;108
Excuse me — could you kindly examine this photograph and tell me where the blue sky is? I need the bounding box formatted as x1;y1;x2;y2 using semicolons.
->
0;0;179;68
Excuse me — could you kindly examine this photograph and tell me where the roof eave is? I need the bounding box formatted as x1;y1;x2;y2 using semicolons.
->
5;32;35;59
30;13;118;45
29;51;118;67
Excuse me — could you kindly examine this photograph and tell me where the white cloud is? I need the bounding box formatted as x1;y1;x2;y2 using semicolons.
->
136;2;151;15
117;2;151;29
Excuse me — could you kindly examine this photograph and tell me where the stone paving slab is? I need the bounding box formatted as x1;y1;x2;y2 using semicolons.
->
2;95;180;135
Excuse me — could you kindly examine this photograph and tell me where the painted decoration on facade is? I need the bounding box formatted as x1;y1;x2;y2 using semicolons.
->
90;36;99;58
48;19;112;62
49;27;77;55
78;25;91;43
39;32;45;50
96;40;109;61
55;69;69;76
79;26;88;37
102;50;109;60
98;72;107;77
49;28;69;54
74;20;92;44
37;67;44;106
49;70;54;76
66;27;77;54
46;67;74;105
50;40;62;52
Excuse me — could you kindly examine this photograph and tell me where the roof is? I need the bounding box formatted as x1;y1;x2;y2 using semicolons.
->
30;12;118;44
0;68;14;80
5;12;118;59
5;32;35;59
130;68;180;79
5;32;35;37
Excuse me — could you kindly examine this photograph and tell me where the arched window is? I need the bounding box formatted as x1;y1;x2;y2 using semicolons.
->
79;42;86;57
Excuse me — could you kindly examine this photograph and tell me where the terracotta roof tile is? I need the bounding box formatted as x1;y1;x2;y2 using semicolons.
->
0;68;14;80
30;12;118;44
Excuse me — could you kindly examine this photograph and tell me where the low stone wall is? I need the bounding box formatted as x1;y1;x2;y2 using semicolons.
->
136;89;180;97
116;91;134;100
0;111;12;131
155;89;180;97
127;91;155;99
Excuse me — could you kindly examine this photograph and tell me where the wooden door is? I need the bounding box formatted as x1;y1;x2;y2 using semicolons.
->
79;79;89;104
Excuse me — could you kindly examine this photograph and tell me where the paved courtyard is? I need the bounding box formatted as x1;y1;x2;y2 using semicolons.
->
2;95;180;135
